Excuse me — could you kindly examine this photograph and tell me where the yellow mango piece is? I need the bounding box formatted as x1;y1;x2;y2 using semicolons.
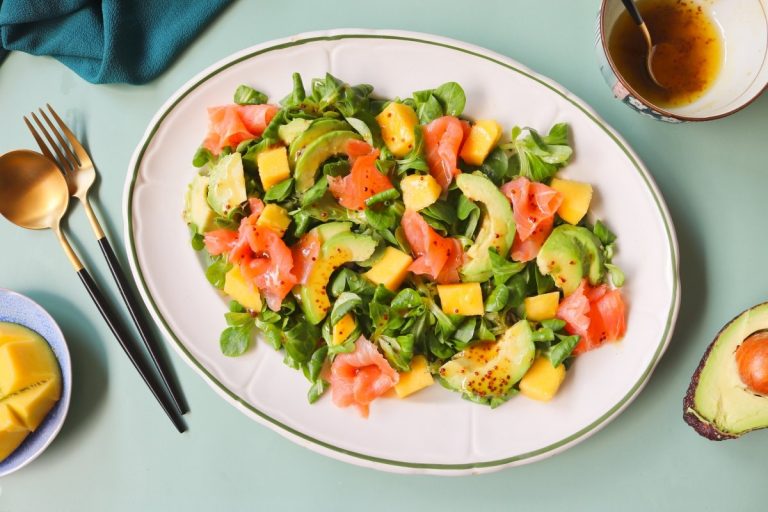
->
4;379;61;431
332;314;356;346
223;266;263;312
459;120;503;166
520;356;566;402
0;338;58;396
376;102;418;157
364;247;414;291
401;174;442;211
524;292;561;322
394;355;434;398
257;146;291;191
0;322;38;348
437;283;484;316
255;203;292;237
550;178;593;225
0;405;29;462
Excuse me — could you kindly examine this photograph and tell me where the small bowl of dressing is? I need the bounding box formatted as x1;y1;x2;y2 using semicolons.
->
597;0;768;122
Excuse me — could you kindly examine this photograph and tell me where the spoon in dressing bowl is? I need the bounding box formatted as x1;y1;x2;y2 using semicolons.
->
0;150;187;432
620;0;671;88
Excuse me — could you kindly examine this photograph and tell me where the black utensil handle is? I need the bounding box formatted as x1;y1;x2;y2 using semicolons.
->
97;236;189;415
621;0;644;25
77;268;187;433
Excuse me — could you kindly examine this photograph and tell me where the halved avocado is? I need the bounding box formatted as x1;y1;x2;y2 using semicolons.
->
294;130;361;193
288;119;350;164
439;319;535;404
456;173;516;282
684;302;768;440
537;225;604;295
298;232;377;324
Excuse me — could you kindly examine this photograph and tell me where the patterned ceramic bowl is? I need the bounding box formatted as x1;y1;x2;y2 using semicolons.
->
0;289;72;477
597;0;768;122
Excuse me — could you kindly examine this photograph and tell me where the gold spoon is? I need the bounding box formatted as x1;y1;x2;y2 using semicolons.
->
0;150;186;432
621;0;668;88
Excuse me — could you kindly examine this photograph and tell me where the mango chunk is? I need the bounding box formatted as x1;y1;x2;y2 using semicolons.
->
0;405;28;462
459;120;503;166
364;247;414;291
376;102;418;157
332;314;356;346
520;356;566;402
550;178;593;225
223;265;263;312
437;283;484;316
394;355;434;398
524;292;561;321
0;339;58;396
257;146;291;191
255;203;292;237
401;174;441;211
5;379;61;431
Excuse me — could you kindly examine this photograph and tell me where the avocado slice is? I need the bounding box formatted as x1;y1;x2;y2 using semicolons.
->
684;302;768;440
184;174;216;234
288;119;350;164
439;319;535;404
207;152;247;216
298;232;377;324
294;130;361;193
537;225;605;295
455;173;516;282
278;118;312;146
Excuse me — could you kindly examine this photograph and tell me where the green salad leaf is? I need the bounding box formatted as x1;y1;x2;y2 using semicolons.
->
234;85;268;105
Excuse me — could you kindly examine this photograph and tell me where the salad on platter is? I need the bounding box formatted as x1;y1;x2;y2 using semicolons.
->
183;73;627;417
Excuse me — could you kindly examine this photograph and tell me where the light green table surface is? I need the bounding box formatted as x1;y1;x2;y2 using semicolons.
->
2;1;767;510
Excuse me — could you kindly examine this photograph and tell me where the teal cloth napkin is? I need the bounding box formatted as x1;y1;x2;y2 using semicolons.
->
0;0;231;84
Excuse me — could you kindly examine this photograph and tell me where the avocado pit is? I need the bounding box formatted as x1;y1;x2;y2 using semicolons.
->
735;332;768;395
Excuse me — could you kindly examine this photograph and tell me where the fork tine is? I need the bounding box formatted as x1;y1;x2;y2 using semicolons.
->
38;108;80;171
46;104;90;167
30;112;73;173
23;116;58;165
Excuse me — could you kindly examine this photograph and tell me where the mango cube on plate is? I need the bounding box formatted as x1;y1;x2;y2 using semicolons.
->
394;355;434;398
364;247;413;291
223;266;262;312
257;146;291;191
256;204;292;237
376;102;418;157
524;292;560;321
332;314;356;346
401;174;441;211
550;178;593;225
437;283;484;316
520;356;566;402
460;119;503;165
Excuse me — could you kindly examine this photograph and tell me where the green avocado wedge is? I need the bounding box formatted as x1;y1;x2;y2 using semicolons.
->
184;174;216;234
684;302;768;440
298;232;377;325
456;173;516;283
439;319;535;405
294;130;361;193
288;119;351;164
537;225;605;295
207;152;247;216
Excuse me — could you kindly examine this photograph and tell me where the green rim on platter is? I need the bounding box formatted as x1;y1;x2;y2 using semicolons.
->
125;32;679;471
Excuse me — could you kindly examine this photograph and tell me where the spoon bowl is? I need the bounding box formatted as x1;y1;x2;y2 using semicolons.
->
0;150;69;230
649;42;683;90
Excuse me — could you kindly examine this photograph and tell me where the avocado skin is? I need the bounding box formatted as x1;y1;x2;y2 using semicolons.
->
683;301;768;441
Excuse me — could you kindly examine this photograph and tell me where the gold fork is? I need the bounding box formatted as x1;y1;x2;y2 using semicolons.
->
24;105;188;416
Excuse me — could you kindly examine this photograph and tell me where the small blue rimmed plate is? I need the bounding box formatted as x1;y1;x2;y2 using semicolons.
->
0;289;72;477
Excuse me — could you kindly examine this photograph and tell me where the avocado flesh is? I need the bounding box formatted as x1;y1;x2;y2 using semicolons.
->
537;225;604;295
439;320;535;403
294;130;362;193
206;152;247;216
456;173;516;283
278;118;312;146
684;302;768;440
289;119;350;164
184;174;216;234
298;232;377;324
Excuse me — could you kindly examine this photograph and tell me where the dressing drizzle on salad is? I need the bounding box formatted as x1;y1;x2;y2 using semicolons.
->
183;73;627;416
